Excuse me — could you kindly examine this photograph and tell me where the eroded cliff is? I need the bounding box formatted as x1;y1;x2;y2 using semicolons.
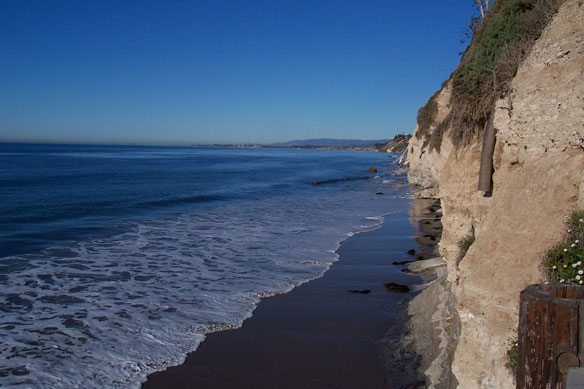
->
407;0;584;386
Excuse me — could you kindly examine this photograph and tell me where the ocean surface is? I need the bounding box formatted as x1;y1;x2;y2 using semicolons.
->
0;143;411;388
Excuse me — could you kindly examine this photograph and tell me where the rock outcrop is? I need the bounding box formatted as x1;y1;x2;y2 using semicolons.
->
406;0;584;386
379;134;411;154
407;83;454;192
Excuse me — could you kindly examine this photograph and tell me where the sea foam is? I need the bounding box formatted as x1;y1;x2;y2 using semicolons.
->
0;162;409;388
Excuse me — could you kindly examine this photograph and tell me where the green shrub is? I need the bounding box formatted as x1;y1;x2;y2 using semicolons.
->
456;0;529;95
416;0;564;150
450;0;564;148
506;337;519;373
545;210;584;284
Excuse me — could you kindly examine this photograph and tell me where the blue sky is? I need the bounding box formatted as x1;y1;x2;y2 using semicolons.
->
1;1;476;145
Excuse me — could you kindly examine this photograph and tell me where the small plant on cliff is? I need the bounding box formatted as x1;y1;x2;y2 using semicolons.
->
545;210;584;284
457;233;476;264
506;337;519;373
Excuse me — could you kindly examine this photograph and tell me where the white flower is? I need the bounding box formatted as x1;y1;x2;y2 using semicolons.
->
545;281;550;284
572;244;577;248
564;265;568;268
560;279;566;283
579;270;583;275
580;281;583;285
576;275;581;281
579;218;583;223
553;265;557;270
573;263;578;268
578;261;582;266
565;248;569;252
576;240;580;244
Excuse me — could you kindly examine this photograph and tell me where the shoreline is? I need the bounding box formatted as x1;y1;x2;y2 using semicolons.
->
403;196;458;387
142;195;445;388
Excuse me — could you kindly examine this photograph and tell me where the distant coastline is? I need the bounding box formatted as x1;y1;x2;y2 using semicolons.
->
192;135;411;152
192;143;380;151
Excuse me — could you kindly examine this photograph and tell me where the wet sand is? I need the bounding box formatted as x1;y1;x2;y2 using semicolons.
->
143;202;440;388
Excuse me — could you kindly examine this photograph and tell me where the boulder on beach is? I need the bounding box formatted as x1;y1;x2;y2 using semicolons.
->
384;282;410;293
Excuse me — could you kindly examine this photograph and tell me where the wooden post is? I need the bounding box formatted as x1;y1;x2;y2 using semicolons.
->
517;284;584;388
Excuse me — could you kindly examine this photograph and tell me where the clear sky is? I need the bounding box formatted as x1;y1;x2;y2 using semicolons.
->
1;1;476;145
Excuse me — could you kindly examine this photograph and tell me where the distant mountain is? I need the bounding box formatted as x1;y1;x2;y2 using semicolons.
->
269;138;388;148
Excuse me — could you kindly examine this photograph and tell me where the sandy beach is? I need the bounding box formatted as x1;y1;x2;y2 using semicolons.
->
143;198;442;388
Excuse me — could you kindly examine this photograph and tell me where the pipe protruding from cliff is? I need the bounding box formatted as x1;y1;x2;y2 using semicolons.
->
478;109;496;194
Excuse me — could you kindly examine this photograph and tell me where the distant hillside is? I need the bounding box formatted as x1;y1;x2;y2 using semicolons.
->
269;138;388;148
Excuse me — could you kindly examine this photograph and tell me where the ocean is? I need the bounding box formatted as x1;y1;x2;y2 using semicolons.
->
0;143;411;387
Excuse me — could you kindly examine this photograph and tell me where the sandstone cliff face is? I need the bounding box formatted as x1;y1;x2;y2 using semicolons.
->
407;0;584;386
407;83;453;194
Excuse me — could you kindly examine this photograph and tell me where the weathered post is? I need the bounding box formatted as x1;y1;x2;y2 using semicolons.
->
517;284;584;388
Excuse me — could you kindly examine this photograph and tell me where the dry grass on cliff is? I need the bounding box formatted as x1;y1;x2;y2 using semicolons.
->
417;0;565;151
416;89;440;141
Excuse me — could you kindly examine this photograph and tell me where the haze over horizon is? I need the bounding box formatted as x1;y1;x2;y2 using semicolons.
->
1;1;476;146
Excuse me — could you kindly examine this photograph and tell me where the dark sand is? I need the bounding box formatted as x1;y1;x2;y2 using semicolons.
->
144;202;439;389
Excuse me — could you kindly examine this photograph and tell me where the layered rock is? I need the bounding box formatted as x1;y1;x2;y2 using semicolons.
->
406;0;584;386
407;83;454;196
